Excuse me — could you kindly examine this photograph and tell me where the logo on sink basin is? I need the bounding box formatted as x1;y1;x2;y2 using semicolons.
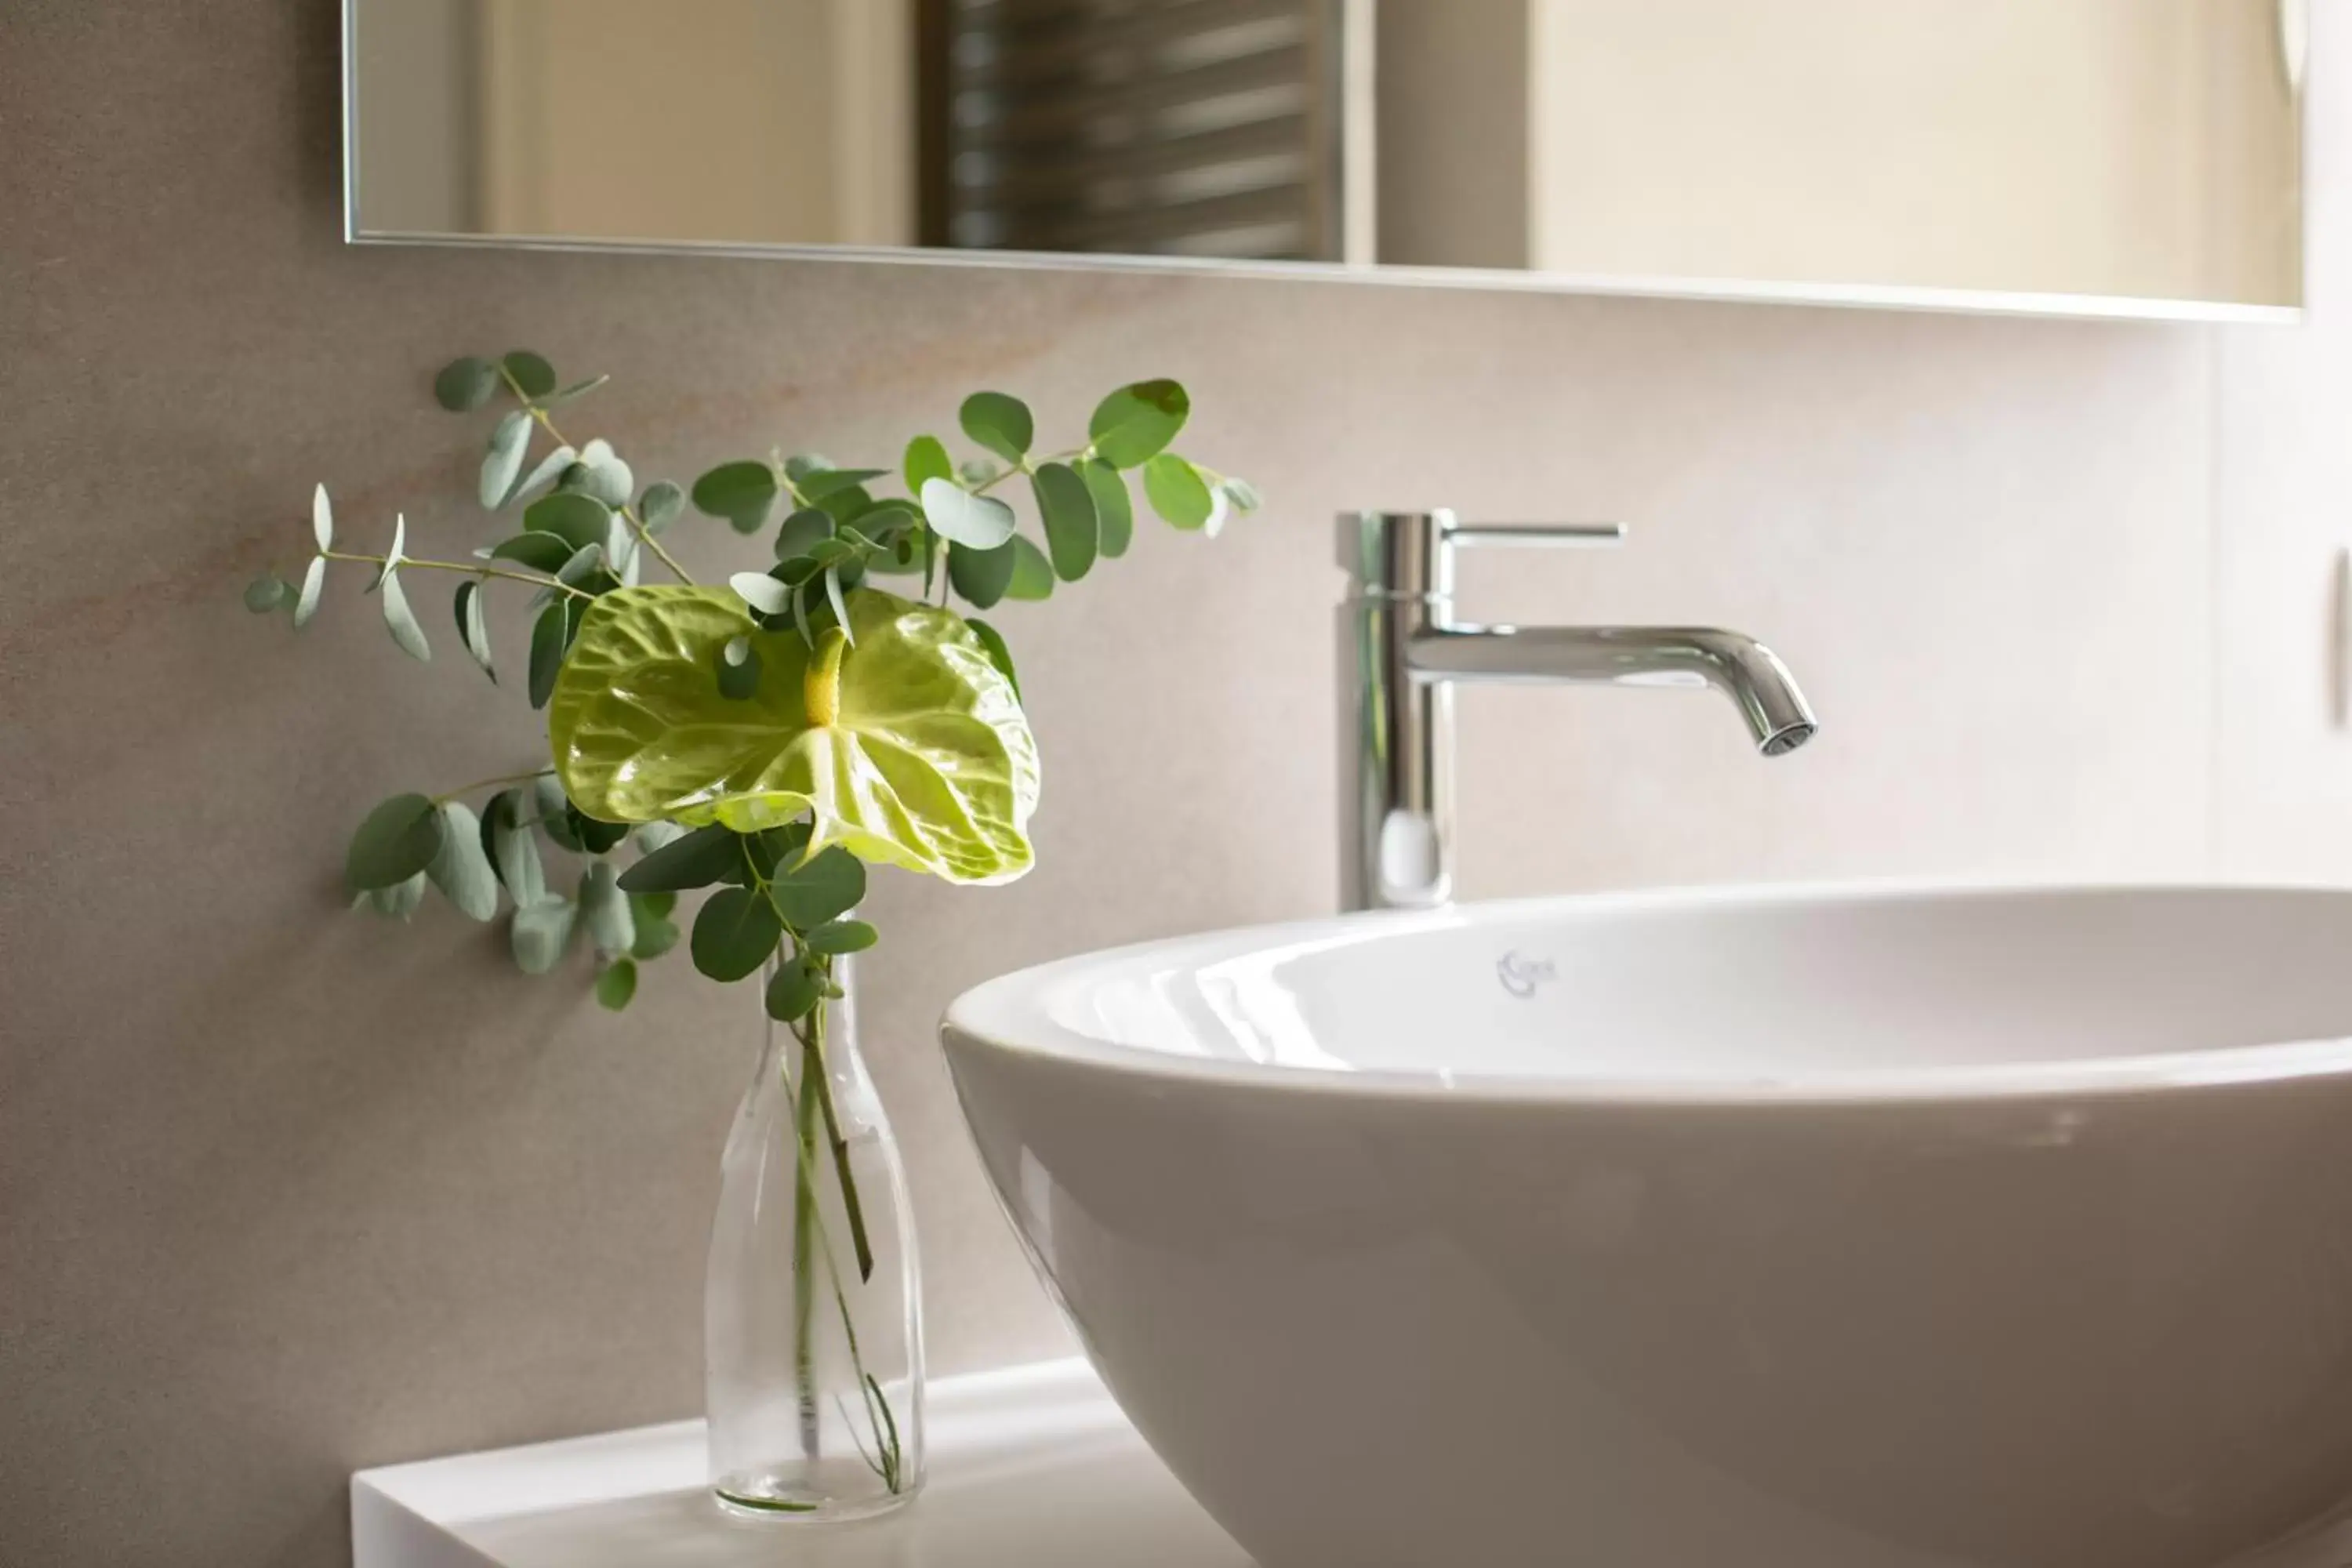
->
1496;951;1558;999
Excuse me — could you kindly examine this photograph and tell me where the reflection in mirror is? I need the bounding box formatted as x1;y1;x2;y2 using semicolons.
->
347;0;2303;316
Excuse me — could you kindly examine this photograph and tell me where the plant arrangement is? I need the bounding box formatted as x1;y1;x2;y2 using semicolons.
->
243;350;1253;1516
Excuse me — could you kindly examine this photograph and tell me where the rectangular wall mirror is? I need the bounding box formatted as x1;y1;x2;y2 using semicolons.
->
345;0;2306;321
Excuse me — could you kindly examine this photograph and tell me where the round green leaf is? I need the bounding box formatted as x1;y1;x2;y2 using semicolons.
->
244;575;288;614
631;915;681;961
693;461;780;534
596;957;639;1011
1142;452;1215;530
434;357;499;412
966;616;1020;701
503;350;557;399
691;885;783;982
551;586;1038;884
948;539;1017;609
920;478;1016;550
773;507;836;562
578;439;634;507
293;555;327;629
717;634;763;700
784;453;836;484
1032;462;1098;581
1088;379;1189;468
619;823;743;893
768;845;866;929
489;532;574;573
639;480;685;532
347;793;446;891
1221;476;1264;514
1006;535;1054;601
904;434;953;493
511;898;576;975
481;412;532;508
959;391;1034;464
764;960;822;1022
1076;457;1133;560
524;492;611;554
426;800;500;921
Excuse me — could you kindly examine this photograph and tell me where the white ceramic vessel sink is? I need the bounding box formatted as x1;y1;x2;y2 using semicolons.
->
943;885;2352;1568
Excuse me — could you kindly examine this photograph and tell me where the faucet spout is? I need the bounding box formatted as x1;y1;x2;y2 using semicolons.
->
1405;626;1818;757
1338;510;1820;912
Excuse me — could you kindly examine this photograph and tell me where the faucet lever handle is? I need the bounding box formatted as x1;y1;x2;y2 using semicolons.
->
1448;522;1628;549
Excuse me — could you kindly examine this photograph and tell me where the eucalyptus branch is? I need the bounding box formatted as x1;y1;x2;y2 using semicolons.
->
431;768;553;805
498;364;696;584
321;550;592;601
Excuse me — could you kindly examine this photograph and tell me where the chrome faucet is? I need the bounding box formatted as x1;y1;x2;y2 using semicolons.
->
1340;510;1818;911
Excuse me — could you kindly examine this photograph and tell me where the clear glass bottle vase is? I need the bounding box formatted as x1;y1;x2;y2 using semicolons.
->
706;956;925;1520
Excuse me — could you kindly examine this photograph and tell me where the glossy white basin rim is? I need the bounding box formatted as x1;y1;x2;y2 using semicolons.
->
946;883;2352;1104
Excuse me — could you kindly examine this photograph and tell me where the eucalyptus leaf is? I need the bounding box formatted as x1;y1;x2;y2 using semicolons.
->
511;898;576;975
773;507;835;561
619;822;744;893
959;391;1034;463
783;454;836;484
454;580;495;682
581;861;636;956
551;586;1038;884
967;615;1019;701
1078;457;1134;559
481;412;532;508
244;575;288;613
823;566;855;644
569;806;629;855
524;492;610;554
1221;475;1264;514
488;531;575;573
578;439;634;507
1032;462;1098;582
948;538;1017;609
369;871;429;920
426;800;499;921
312;483;335;551
347;793;446;891
798;467;887;503
1088;379;1189;468
1006;535;1054;601
293;555;326;628
632;888;678;919
503;350;557;399
691;885;784;982
764;960;822;1022
434;357;499;412
903;434;953;493
528;599;570;709
958;459;999;487
550;374;609;406
381;568;431;662
920;478;1015;550
488;789;547;906
805;918;878;955
510;444;578;507
1142;452;1215;530
730;572;792;617
633;821;686;855
555;543;605;587
693;461;780;534
595;957;638;1010
638;480;685;532
631;915;681;961
370;513;408;593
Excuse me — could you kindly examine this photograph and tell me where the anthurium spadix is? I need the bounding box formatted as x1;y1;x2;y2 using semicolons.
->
548;585;1039;884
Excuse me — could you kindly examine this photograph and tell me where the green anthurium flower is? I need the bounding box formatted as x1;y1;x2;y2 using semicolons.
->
549;585;1040;884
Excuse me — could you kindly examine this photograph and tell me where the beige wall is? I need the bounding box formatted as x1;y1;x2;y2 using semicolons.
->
1;4;2344;1567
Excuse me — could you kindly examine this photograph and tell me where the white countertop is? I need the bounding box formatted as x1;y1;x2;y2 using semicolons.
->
351;1357;1254;1567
